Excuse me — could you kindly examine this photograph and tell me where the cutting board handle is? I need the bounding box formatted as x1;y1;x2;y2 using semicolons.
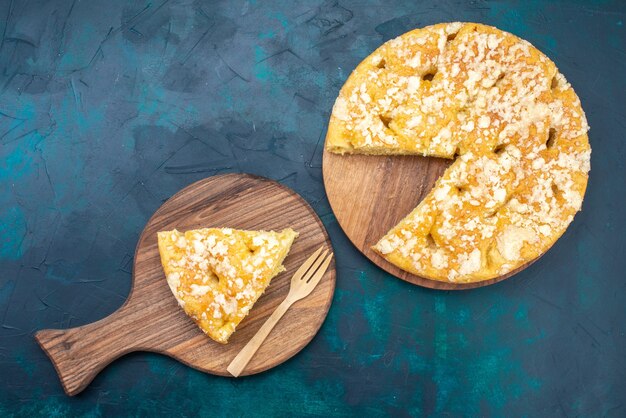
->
35;305;139;396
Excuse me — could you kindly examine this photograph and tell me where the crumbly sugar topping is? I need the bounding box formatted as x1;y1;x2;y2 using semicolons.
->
158;228;298;342
327;23;591;283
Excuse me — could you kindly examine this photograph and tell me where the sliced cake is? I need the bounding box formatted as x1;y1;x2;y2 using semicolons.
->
157;227;298;343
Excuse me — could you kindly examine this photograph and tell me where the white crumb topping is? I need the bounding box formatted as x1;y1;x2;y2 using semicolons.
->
431;249;448;269
190;284;211;297
496;225;537;261
458;249;482;275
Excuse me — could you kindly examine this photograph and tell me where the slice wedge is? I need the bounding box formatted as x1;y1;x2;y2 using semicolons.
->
157;227;298;343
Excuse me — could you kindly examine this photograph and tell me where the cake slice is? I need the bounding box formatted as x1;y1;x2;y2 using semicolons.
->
157;227;298;343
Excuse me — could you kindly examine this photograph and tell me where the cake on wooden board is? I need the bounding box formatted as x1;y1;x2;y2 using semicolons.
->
326;22;591;283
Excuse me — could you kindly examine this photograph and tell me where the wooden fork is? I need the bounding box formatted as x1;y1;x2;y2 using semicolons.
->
227;247;333;377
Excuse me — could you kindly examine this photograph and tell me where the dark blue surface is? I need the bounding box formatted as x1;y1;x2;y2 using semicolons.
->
0;0;625;416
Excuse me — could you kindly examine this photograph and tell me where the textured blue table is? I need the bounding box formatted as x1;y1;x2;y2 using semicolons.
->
1;0;625;416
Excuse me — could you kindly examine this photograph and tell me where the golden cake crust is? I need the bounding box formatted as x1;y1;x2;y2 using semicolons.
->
157;227;298;343
326;22;591;283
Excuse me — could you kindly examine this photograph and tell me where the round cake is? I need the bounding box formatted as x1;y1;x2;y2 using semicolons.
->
325;22;591;283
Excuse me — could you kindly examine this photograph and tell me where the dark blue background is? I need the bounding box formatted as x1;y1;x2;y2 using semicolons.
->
1;0;624;416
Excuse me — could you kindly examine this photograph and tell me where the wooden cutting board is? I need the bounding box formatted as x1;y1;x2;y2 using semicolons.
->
35;174;336;396
322;150;535;290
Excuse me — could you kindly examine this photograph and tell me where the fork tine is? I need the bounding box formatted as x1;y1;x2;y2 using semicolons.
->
292;246;324;281
301;250;328;282
304;252;333;292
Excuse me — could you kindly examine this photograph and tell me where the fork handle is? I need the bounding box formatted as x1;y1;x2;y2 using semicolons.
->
227;297;294;377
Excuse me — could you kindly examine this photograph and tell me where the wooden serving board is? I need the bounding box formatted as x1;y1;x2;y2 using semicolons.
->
35;174;336;396
322;150;535;290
